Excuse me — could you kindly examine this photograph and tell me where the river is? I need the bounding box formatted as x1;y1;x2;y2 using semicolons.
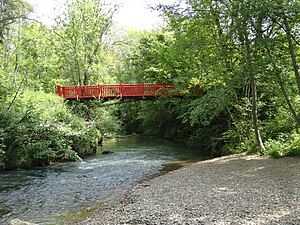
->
0;137;206;224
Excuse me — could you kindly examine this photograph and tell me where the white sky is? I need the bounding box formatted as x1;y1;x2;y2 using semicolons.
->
27;0;179;30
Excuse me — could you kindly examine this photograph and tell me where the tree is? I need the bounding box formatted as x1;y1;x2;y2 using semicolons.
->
264;0;300;126
271;1;300;96
0;0;33;43
54;0;117;85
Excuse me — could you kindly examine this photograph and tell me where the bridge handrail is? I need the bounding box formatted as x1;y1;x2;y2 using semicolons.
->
56;83;178;100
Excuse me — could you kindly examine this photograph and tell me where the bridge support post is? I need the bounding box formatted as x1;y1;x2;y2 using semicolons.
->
57;86;62;97
142;83;145;100
98;84;101;100
76;85;79;101
120;83;123;101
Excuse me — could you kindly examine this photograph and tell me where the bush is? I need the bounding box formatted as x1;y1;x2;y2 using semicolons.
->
0;90;105;169
265;132;300;158
134;98;185;139
68;101;122;138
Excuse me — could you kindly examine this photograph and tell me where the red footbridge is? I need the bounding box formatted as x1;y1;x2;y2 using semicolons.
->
56;84;182;101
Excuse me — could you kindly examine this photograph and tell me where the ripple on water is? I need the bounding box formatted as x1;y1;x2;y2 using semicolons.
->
0;137;205;224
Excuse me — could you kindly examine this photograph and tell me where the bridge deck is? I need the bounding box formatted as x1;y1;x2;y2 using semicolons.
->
56;84;181;100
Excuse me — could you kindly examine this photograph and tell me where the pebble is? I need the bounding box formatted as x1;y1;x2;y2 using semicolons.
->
10;219;37;225
81;155;300;225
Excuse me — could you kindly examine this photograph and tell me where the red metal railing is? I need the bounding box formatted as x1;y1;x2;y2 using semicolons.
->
56;84;180;100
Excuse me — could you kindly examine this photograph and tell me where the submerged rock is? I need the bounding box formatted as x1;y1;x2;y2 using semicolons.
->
102;150;114;155
10;219;37;225
98;138;103;145
0;163;5;170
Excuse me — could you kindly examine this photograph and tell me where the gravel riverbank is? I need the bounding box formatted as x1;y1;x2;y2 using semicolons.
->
83;154;300;225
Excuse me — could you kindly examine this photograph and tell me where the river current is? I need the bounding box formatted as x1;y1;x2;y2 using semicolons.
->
0;137;205;224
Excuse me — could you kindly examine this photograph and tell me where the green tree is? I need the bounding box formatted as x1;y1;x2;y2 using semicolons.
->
0;0;33;42
0;0;125;169
54;0;117;85
131;0;298;156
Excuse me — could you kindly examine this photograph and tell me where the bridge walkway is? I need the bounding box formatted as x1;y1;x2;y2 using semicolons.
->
56;84;182;101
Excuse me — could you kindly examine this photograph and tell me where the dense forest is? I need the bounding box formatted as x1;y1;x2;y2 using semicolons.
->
0;0;299;170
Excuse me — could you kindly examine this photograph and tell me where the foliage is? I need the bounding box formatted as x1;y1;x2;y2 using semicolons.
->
0;0;33;41
117;0;300;157
265;131;300;158
68;101;122;137
118;101;144;134
54;0;117;85
139;98;185;138
1;0;118;92
0;90;104;169
0;0;124;169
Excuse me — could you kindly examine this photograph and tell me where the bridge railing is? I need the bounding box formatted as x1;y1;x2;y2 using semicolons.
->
56;83;178;100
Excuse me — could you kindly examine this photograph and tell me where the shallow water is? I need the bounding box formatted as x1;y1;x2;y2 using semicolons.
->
0;137;205;224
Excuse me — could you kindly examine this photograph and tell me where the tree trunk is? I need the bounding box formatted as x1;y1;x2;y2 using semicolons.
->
245;35;265;155
73;43;81;85
266;45;300;126
83;70;89;85
283;16;300;96
277;74;300;126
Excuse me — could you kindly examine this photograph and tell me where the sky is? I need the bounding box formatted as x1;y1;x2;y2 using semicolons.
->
27;0;179;30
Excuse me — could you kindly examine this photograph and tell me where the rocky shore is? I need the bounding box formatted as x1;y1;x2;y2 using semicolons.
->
82;154;300;225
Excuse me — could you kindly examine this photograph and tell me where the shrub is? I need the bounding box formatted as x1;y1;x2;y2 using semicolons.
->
265;131;300;158
0;90;105;169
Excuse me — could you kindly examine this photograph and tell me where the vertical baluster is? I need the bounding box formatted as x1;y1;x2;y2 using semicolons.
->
142;83;145;100
98;84;100;100
57;86;61;96
62;87;65;97
120;83;123;100
76;85;79;101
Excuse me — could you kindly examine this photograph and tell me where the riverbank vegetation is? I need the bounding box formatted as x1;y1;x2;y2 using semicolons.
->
1;0;300;169
0;0;121;169
117;0;300;158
